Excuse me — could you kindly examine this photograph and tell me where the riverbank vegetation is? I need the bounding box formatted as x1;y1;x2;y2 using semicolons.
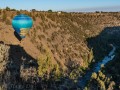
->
86;48;120;90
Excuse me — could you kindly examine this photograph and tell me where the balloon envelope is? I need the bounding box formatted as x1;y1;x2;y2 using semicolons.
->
12;14;33;38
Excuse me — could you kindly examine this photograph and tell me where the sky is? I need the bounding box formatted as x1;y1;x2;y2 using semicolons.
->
0;0;120;12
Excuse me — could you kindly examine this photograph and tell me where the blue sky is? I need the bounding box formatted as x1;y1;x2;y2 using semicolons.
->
0;0;120;12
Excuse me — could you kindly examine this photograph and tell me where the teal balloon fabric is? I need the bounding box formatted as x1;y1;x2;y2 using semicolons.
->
12;14;33;38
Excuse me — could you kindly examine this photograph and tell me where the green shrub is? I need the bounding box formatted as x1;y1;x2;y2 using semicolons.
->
6;7;10;11
2;12;7;21
91;72;97;79
6;18;11;25
48;9;52;13
37;53;62;80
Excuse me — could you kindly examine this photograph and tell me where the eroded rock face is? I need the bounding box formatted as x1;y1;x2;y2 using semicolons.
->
0;43;39;90
0;43;9;73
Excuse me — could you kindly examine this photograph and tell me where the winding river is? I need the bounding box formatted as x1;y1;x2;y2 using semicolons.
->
77;45;116;89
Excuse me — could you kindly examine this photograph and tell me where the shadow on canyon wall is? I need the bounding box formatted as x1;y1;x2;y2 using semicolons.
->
87;26;120;61
0;44;41;90
77;26;120;89
0;44;76;90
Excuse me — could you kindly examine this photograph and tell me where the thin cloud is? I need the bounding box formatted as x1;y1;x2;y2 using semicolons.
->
66;6;120;12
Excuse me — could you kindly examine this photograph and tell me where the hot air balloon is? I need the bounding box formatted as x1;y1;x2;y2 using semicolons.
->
12;14;33;41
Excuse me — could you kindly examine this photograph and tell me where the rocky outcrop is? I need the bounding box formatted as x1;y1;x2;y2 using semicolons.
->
0;43;39;90
0;43;9;73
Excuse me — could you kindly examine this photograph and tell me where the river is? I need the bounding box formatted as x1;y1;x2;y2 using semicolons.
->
77;45;116;89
